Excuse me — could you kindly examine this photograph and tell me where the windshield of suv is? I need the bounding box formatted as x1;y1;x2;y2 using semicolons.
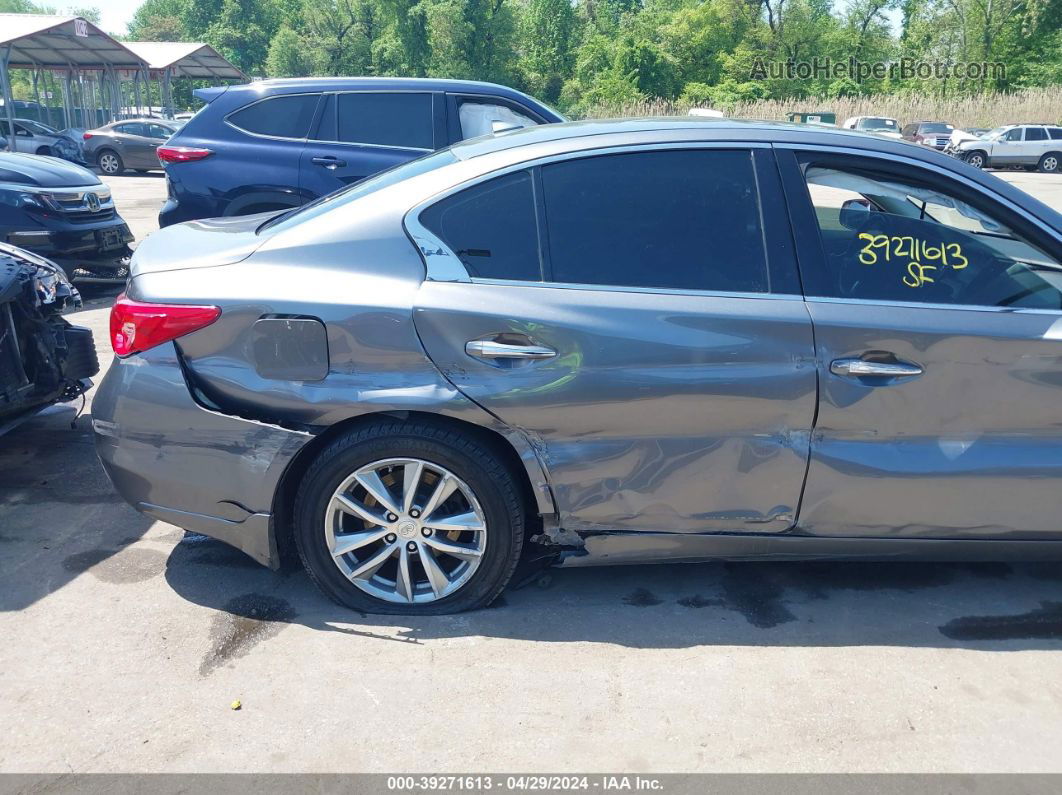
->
920;123;954;133
857;117;898;131
259;148;459;234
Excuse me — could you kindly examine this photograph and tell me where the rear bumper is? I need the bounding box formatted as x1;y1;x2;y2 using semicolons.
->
92;343;313;568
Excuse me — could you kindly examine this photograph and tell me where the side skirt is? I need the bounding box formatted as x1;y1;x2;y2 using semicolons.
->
558;531;1062;567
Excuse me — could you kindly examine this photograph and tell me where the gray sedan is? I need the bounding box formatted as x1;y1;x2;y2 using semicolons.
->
82;118;181;174
94;119;1062;615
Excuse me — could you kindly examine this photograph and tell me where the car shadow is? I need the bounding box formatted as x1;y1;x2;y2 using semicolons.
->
163;531;1062;651
5;399;1062;650
0;410;155;612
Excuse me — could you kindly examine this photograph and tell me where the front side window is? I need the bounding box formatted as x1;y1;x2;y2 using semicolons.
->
802;163;1062;309
336;92;433;149
540;150;769;292
458;101;536;140
419;171;540;280
228;94;320;139
1003;128;1023;142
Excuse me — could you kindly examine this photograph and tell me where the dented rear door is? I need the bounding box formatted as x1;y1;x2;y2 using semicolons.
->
412;145;817;535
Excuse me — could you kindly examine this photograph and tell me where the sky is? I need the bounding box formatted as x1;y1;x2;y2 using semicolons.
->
95;0;141;36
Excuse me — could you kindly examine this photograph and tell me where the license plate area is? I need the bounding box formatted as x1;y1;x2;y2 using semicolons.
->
96;227;124;251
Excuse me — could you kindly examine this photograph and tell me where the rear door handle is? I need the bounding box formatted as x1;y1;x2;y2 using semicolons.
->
465;340;556;360
830;358;923;378
311;156;347;168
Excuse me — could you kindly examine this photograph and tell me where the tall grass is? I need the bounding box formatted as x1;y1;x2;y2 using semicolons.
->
578;86;1062;128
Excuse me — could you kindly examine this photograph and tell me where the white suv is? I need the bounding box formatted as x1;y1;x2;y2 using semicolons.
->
954;124;1062;172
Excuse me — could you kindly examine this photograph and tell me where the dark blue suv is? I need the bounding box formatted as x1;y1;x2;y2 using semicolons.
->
157;77;565;227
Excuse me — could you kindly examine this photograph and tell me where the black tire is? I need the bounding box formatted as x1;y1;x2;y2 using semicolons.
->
966;151;987;169
293;422;525;615
1038;152;1060;173
35;146;51;156
97;149;123;175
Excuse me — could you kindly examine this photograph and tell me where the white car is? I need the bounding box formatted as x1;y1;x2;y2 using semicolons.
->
954;123;1062;172
842;116;902;139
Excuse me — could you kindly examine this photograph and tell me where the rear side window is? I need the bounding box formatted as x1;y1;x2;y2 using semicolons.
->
228;94;320;139
336;92;433;149
1049;128;1062;140
419;171;540;280
540;150;769;292
1025;127;1047;141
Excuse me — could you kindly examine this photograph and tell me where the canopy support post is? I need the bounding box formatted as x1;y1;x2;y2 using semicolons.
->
0;47;17;152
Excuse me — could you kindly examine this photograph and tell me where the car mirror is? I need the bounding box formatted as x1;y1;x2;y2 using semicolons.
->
840;198;873;230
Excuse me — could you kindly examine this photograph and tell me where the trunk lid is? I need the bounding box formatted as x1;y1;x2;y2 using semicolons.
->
130;211;277;276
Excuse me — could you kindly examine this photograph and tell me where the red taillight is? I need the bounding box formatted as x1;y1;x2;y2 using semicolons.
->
110;293;221;357
156;145;213;164
82;132;94;140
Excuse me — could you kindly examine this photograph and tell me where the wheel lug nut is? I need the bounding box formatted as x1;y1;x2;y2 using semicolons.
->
385;533;396;543
422;528;432;536
387;513;398;522
407;542;417;552
410;509;420;518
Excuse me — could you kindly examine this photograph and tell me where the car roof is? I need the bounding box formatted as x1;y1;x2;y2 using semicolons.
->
230;76;546;102
449;117;914;159
433;117;1061;228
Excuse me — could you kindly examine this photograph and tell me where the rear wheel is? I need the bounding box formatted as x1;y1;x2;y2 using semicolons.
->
35;146;51;156
1038;153;1060;173
97;150;123;175
293;422;525;614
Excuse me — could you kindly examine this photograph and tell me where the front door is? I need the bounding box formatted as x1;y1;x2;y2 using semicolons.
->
783;148;1062;539
299;91;442;198
412;146;817;535
990;127;1025;165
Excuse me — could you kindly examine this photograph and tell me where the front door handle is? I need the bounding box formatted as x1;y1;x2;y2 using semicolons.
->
311;156;347;169
465;340;556;360
830;358;923;378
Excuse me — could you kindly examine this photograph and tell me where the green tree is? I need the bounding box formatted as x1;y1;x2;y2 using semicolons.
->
265;23;314;75
519;0;577;102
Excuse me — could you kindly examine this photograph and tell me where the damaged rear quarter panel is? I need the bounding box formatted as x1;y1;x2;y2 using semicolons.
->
130;202;556;516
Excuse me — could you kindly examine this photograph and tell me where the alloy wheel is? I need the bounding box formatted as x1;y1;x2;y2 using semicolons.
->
1043;155;1059;172
968;153;984;168
325;457;487;604
99;153;119;174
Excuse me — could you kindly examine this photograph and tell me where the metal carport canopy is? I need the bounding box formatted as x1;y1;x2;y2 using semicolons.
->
0;14;146;69
122;41;246;80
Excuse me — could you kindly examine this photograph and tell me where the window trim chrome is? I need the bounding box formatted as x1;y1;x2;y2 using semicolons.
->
405;140;774;291
468;277;803;301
